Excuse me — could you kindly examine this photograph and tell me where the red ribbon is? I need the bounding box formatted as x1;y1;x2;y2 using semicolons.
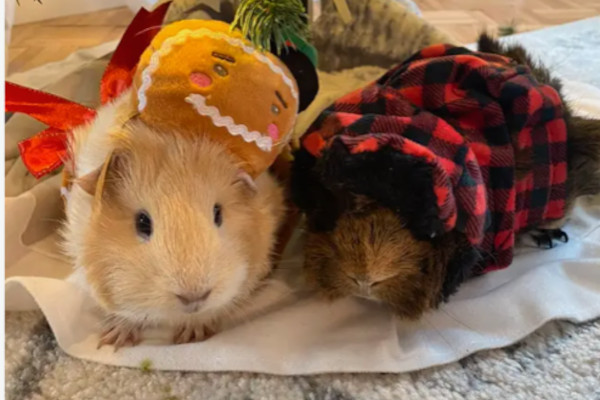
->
18;128;79;179
6;82;97;130
6;82;97;178
6;2;171;179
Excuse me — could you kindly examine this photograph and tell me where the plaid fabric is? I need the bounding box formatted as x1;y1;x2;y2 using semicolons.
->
300;44;568;272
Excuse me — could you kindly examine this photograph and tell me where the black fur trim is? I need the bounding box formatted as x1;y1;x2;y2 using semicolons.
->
319;138;446;240
292;138;447;240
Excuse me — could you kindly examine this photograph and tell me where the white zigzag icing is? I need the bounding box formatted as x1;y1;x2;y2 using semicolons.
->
137;28;298;113
185;94;273;152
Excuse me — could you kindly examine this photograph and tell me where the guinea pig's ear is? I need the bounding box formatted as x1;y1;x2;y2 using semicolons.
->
76;167;103;197
74;150;128;200
233;169;257;195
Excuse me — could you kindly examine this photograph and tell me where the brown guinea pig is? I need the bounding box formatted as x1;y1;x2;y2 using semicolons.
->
62;100;285;348
303;205;478;318
304;193;478;319
291;34;600;320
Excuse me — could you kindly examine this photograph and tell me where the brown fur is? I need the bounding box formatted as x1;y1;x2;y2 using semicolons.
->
81;119;285;331
304;208;470;318
566;116;600;201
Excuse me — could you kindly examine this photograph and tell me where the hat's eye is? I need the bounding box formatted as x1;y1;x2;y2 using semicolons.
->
213;63;228;77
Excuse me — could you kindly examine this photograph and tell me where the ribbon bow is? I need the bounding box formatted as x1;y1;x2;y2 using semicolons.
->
5;2;171;179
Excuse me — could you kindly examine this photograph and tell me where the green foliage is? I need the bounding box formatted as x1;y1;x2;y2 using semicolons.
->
231;0;309;53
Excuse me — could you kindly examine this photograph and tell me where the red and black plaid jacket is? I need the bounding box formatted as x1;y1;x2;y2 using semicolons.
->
295;44;568;272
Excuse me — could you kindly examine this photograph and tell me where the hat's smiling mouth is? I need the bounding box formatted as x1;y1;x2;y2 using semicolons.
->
185;93;274;152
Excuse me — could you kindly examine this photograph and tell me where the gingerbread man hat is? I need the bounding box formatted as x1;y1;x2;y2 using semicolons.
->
133;0;319;177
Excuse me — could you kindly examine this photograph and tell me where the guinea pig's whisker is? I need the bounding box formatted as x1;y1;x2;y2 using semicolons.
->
134;25;164;37
39;217;65;224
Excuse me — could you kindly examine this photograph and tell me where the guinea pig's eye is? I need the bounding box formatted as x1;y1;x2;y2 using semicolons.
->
135;210;153;241
213;203;223;227
271;104;280;115
213;63;228;77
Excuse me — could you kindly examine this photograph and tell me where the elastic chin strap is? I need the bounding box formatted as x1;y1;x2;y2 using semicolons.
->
93;150;116;206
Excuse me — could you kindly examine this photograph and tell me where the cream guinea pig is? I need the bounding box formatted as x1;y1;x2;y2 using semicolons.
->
61;89;287;348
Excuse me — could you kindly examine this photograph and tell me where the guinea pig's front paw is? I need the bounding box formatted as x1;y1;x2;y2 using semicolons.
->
531;228;569;249
97;315;143;351
172;322;217;345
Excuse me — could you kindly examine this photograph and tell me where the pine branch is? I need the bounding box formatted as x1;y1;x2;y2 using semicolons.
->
231;0;309;53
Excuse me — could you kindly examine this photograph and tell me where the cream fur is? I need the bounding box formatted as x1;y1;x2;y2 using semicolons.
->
60;90;288;345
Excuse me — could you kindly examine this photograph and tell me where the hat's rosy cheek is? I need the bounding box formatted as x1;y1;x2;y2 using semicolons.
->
267;123;279;141
190;72;212;88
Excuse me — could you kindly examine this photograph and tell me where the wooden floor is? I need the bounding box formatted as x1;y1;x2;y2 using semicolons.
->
6;1;599;75
7;7;134;75
414;0;600;43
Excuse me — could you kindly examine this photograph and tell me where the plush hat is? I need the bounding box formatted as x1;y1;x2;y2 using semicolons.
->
134;0;318;177
7;0;319;180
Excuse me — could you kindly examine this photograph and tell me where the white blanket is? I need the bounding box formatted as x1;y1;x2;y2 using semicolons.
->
5;42;600;375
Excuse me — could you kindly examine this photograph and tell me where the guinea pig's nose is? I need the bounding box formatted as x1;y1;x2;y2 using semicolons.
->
176;290;211;306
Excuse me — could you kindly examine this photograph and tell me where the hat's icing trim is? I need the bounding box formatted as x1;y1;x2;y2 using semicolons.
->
137;28;299;112
185;93;273;152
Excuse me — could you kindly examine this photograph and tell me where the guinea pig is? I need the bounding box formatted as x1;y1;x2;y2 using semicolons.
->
291;34;600;320
302;196;478;318
61;92;286;348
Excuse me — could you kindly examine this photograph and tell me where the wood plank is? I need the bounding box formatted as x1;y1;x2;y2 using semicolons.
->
413;0;597;43
7;7;132;75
